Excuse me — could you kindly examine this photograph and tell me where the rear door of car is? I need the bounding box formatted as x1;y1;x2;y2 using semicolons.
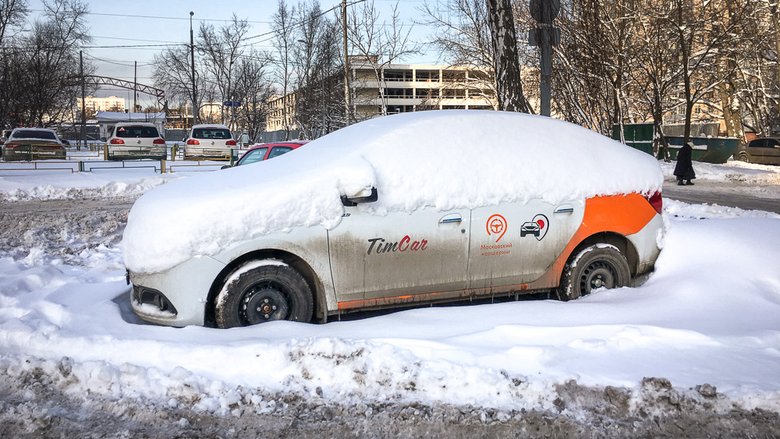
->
267;146;294;160
761;138;780;165
468;199;584;289
327;203;470;306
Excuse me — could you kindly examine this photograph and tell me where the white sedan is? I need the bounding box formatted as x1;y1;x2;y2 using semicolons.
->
123;111;664;328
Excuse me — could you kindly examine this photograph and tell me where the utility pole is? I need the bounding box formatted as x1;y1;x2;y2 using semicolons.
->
80;50;86;151
190;11;198;127
342;0;351;125
529;0;560;117
133;60;137;113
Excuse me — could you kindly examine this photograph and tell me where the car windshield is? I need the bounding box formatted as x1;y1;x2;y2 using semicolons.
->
192;128;231;140
12;129;57;140
239;147;267;165
115;126;159;138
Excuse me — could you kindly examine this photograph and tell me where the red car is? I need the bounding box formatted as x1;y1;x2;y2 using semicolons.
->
234;141;306;166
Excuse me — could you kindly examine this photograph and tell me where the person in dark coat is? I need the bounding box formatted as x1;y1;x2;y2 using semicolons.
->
674;141;696;185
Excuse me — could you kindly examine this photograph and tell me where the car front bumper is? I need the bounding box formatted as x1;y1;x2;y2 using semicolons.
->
129;255;226;327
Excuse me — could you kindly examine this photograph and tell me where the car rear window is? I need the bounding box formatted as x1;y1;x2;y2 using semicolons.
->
116;126;159;138
12;129;57;140
193;128;232;140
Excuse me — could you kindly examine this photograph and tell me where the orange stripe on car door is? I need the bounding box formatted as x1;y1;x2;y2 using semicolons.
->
528;193;658;289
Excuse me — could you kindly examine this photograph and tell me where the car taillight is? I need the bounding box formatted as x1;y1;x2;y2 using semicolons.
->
646;191;663;214
3;142;18;149
226;139;237;146
186;139;200;145
153;138;165;145
110;138;125;145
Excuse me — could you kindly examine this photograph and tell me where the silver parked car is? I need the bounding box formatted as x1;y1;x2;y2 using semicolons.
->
735;137;780;165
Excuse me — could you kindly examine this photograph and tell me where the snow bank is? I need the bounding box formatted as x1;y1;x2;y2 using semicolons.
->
123;111;663;274
1;203;780;415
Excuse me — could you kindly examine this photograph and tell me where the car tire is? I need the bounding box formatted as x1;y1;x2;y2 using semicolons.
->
556;244;631;301
215;261;313;328
737;151;751;163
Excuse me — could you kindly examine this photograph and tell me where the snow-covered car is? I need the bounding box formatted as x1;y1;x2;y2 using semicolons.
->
106;122;166;160
1;128;67;161
183;124;236;160
124;111;664;328
735;137;780;166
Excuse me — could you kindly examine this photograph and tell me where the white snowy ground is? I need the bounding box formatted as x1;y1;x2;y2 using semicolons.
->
0;158;779;418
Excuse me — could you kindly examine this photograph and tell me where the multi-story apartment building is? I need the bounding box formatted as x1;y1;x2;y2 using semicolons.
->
77;96;126;116
266;60;497;134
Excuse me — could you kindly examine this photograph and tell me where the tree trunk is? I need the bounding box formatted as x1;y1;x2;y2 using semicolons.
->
486;0;530;112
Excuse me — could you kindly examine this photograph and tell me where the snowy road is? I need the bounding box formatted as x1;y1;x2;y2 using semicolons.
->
663;180;780;213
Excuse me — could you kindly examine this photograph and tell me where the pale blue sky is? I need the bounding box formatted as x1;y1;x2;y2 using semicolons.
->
28;0;435;107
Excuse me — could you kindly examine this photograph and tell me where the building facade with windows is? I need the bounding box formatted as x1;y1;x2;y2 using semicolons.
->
77;96;126;116
265;62;497;134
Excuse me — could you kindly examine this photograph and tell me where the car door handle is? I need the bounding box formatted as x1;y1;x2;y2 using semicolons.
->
439;214;462;224
554;206;575;214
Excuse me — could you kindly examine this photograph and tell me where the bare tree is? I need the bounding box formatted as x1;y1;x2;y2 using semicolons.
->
347;0;420;117
291;1;344;138
153;46;202;114
271;0;297;139
421;0;498;106
233;54;274;142
485;0;531;112
729;0;776;137
2;0;91;127
666;0;747;143
198;15;251;131
0;0;28;46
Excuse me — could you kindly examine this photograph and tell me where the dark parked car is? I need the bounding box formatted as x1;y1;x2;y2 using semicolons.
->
1;128;67;161
735;137;780;165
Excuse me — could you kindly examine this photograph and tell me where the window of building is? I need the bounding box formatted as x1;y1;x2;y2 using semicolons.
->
415;70;440;82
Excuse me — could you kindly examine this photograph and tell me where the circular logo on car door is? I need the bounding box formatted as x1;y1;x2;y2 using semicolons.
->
486;214;508;242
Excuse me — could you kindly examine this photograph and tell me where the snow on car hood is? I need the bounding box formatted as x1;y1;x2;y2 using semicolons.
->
122;111;663;273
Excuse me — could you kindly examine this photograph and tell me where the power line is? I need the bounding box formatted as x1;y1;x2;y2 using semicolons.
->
29;9;272;24
92;35;184;45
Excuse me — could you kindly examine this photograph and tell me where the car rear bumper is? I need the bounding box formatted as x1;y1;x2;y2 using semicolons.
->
626;213;663;276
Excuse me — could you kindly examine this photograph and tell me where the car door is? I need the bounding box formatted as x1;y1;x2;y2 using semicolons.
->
763;138;780;165
328;200;470;305
267;146;293;160
468;199;584;289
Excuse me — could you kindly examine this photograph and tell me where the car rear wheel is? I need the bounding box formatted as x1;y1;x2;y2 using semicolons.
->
556;244;631;301
215;261;313;328
737;151;751;163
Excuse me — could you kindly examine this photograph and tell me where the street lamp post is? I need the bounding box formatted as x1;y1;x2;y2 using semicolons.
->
190;11;198;127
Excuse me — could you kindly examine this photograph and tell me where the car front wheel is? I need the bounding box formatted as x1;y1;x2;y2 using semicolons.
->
215;261;313;328
556;244;631;301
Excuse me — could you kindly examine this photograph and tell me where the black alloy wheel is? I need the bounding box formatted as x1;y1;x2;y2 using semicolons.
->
215;262;313;328
557;245;631;301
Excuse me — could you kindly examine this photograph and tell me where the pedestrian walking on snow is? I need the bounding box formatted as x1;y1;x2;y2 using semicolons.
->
674;141;696;185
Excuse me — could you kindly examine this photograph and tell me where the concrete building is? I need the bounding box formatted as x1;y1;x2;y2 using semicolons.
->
266;61;497;134
77;96;126;116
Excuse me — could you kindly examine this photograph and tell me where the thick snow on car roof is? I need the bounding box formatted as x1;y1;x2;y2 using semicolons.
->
123;110;663;273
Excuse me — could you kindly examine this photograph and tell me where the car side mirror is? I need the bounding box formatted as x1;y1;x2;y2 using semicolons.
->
341;187;378;206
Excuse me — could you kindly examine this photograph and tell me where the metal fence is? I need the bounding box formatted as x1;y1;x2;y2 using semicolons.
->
0;147;244;176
